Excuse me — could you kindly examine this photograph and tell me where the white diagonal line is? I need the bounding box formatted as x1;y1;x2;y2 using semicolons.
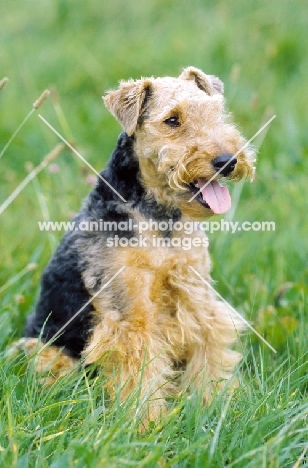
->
38;114;127;203
0;109;35;160
189;266;277;353
38;266;126;353
0;263;37;295
188;115;276;202
0;143;64;216
292;444;308;468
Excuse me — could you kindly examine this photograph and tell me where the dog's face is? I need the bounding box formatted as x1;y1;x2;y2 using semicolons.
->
104;67;255;220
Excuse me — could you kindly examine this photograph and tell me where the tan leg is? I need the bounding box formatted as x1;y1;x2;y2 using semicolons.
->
10;337;77;385
83;315;176;428
181;300;244;403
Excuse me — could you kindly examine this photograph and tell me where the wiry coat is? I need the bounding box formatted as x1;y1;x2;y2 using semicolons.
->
23;66;255;426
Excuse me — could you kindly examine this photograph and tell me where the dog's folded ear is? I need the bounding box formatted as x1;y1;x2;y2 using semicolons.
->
103;79;152;136
179;66;224;96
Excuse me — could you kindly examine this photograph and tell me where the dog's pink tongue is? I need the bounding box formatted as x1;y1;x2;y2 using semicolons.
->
197;178;231;214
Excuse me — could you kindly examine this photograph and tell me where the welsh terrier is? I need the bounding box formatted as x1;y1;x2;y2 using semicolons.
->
18;66;255;426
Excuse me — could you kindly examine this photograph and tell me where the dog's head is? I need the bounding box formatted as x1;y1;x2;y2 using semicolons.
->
104;66;255;220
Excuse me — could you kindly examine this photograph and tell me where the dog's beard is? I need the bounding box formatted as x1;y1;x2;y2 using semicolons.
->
156;143;255;217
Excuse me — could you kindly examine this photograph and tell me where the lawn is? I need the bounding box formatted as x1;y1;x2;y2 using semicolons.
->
0;0;307;466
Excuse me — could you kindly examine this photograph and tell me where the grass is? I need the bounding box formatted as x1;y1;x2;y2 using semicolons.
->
0;0;307;466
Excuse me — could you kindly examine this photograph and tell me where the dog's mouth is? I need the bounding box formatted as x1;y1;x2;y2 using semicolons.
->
188;178;231;214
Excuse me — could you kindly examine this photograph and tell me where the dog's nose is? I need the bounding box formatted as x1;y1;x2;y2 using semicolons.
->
212;153;237;176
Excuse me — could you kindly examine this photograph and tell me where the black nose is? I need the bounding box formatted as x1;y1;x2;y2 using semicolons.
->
212;153;237;176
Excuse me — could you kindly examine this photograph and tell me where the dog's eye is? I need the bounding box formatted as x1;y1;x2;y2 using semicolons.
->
164;116;181;127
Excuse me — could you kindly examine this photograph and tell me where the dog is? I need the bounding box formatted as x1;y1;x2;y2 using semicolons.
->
17;66;255;426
